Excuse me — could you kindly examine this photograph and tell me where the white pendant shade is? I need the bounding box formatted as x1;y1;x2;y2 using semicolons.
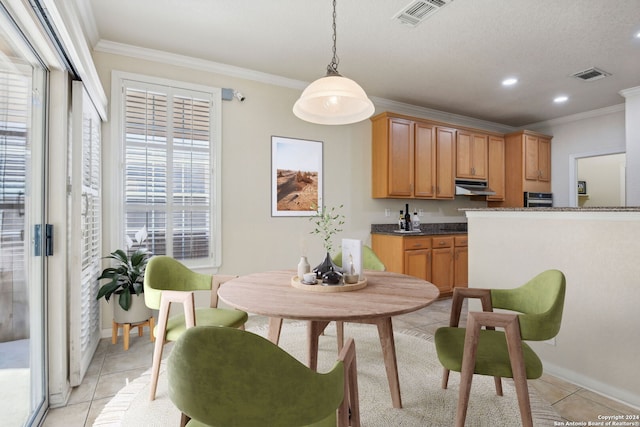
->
293;75;375;125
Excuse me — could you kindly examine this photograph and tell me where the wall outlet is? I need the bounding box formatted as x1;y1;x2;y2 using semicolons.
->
384;208;391;217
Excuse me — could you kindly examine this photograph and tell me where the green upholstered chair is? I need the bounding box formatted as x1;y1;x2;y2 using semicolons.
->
167;326;360;427
332;245;386;272
434;269;566;427
332;246;386;350
144;255;248;401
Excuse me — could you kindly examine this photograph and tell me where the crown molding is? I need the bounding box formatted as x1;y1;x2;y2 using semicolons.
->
94;40;308;91
524;103;625;130
620;86;640;98
370;97;517;134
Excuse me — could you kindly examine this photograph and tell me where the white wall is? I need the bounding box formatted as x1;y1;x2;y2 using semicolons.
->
527;106;626;207
466;210;640;409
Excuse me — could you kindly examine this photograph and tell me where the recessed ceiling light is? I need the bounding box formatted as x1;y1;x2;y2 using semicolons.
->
636;31;640;38
554;95;569;103
502;78;518;86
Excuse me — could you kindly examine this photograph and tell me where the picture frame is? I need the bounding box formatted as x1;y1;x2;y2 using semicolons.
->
577;180;587;195
271;136;323;217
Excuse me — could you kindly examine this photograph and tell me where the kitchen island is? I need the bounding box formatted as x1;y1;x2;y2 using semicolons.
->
463;207;640;409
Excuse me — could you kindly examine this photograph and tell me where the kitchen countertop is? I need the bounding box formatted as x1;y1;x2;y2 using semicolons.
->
461;207;640;212
371;223;467;236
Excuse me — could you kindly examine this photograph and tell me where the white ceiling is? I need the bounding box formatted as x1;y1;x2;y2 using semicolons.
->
80;0;640;127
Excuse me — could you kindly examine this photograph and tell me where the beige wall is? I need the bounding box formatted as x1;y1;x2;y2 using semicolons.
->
466;210;640;409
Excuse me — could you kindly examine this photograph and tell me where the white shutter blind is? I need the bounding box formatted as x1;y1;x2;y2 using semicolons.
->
69;81;102;386
123;82;212;261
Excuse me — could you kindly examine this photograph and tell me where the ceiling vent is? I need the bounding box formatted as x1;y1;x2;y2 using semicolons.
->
392;0;453;27
571;67;611;82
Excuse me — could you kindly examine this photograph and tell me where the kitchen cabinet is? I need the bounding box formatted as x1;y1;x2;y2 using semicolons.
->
403;237;432;282
456;131;488;180
371;112;454;200
372;233;466;297
524;134;551;184
454;235;468;288
489;130;552;207
487;135;505;201
431;236;454;295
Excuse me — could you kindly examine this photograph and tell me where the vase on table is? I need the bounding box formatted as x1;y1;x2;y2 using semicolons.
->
313;252;339;279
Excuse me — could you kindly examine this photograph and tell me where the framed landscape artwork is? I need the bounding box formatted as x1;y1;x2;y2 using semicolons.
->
271;136;323;217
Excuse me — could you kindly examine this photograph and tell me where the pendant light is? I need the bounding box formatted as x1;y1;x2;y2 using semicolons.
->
293;0;375;125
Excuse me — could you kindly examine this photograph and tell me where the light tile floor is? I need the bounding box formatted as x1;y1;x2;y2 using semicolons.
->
43;299;638;426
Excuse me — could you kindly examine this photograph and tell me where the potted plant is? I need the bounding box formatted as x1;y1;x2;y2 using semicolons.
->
96;227;152;324
309;204;345;278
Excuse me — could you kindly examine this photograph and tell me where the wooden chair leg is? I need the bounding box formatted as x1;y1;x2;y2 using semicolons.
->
494;376;503;396
504;320;533;427
179;412;191;427
442;368;450;389
150;298;171;400
336;321;344;352
455;313;482;427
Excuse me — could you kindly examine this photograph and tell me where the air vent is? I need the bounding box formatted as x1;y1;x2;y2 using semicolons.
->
392;0;453;27
571;67;611;82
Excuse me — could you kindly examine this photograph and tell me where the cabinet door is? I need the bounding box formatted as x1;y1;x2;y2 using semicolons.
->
388;118;414;196
404;249;431;281
524;134;540;181
471;134;488;179
538;137;551;182
456;131;473;179
435;127;456;199
487;136;505;201
454;246;468;288
431;247;454;293
414;122;436;198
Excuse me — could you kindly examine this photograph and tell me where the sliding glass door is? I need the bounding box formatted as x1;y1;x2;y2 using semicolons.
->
0;5;48;426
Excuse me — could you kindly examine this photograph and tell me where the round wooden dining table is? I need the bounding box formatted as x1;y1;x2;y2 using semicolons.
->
218;269;440;408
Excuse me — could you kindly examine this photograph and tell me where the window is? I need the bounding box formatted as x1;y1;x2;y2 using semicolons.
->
115;73;221;267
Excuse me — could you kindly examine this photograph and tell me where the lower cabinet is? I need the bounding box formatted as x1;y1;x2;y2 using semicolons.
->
372;233;467;297
454;236;468;288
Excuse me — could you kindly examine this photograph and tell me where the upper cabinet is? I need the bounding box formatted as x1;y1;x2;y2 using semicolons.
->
487;135;505;201
524;134;551;185
372;112;548;205
372;112;454;200
456;131;488;180
489;130;552;207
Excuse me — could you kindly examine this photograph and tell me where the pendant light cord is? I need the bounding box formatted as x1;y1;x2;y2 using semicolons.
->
326;0;341;76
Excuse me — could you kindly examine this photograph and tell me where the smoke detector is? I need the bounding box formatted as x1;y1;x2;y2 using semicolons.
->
571;67;611;82
392;0;453;27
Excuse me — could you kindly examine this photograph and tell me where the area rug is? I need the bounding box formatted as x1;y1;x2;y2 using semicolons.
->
94;323;562;426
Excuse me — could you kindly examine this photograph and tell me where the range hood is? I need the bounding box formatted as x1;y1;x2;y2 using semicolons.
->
455;179;496;196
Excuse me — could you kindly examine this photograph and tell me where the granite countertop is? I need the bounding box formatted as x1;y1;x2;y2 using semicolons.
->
371;223;467;236
461;207;640;212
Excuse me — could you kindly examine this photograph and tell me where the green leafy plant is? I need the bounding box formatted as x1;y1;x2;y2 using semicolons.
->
309;204;345;254
96;227;151;311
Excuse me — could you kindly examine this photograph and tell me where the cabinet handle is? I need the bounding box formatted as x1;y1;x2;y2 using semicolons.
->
439;241;446;245
413;244;422;248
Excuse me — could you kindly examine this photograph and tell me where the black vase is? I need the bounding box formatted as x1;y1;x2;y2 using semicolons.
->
313;252;339;279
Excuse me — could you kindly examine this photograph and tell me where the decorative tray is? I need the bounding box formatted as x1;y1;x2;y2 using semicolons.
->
290;276;367;293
